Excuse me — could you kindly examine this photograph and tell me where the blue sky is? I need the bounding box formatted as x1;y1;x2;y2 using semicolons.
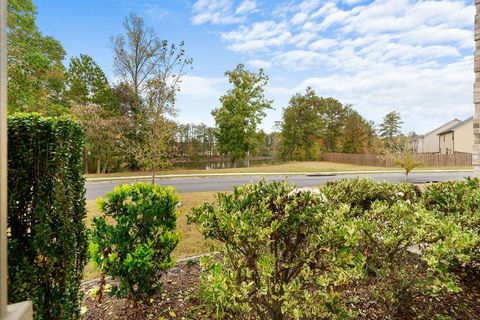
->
34;0;475;134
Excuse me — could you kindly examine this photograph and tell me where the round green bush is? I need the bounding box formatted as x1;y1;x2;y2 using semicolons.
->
90;183;180;298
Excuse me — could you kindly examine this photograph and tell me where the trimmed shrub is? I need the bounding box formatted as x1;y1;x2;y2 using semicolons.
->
358;201;461;315
320;178;421;216
90;183;180;299
7;113;88;320
189;180;365;320
422;179;480;272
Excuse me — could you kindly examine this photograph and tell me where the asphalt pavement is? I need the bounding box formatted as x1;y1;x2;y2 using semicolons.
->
85;171;473;200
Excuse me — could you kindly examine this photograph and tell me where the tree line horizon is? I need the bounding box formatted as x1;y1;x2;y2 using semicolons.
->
8;1;408;174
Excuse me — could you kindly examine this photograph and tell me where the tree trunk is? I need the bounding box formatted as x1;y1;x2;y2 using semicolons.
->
96;159;101;175
84;148;89;174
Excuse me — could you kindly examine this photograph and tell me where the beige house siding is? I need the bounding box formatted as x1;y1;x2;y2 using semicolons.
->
438;118;473;154
439;132;454;154
453;119;474;153
417;119;461;153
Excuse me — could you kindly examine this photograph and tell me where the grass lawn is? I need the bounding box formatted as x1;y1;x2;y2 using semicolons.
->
83;191;219;281
85;161;473;179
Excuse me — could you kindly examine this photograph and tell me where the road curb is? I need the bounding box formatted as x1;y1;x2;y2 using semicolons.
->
85;169;473;183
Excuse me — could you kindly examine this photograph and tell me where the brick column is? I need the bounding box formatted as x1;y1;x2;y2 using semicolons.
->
474;1;480;174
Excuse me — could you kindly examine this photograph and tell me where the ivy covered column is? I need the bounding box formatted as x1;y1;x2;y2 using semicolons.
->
475;0;480;174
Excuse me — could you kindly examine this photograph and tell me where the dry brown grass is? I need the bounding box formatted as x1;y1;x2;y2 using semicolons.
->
83;191;220;281
85;161;398;179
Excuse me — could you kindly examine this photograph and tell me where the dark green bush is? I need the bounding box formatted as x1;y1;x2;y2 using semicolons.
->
90;183;180;299
189;180;364;320
320;178;421;216
7;113;88;320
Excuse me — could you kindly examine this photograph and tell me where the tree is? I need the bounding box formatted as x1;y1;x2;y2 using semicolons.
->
318;97;349;152
133;116;176;183
65;54;117;111
111;13;192;113
72;104;128;174
212;64;272;161
278;88;378;160
340;108;379;154
379;111;403;152
7;0;68;114
278;89;324;160
111;13;192;173
391;135;422;181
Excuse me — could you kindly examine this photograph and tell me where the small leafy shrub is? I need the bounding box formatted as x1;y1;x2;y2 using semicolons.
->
189;180;364;320
358;201;459;315
194;256;246;319
423;178;480;228
90;183;180;299
322;178;473;317
423;178;480;272
321;178;421;216
7;113;88;320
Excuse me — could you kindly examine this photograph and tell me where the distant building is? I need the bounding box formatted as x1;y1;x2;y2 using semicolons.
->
416;119;461;153
438;116;473;154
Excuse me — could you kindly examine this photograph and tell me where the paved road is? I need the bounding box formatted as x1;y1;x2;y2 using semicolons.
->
85;171;473;200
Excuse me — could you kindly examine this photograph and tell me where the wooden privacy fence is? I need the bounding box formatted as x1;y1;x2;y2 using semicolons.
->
322;152;472;167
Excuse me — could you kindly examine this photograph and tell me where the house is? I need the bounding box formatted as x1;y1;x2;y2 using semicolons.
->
416;119;461;153
438;116;473;154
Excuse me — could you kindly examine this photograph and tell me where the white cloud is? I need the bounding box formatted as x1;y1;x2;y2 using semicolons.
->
192;0;242;25
191;0;258;25
222;20;292;52
189;0;475;132
309;38;338;51
248;59;272;69
179;75;226;97
235;0;257;15
291;12;308;25
273;50;330;70
292;56;473;132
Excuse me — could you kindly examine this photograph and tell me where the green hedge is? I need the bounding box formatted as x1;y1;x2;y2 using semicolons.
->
7;113;88;320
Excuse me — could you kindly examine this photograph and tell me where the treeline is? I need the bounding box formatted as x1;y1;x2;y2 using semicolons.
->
8;1;406;174
277;88;381;160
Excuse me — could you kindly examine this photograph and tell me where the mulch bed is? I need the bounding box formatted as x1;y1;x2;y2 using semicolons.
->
81;259;480;320
344;270;480;320
81;259;206;320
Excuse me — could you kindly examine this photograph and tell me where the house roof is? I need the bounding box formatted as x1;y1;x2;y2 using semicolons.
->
420;118;460;138
437;116;473;135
